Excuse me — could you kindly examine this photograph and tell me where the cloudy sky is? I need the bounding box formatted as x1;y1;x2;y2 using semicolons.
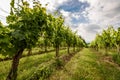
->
0;0;120;42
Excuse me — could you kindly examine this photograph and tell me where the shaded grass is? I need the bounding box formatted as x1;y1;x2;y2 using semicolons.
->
22;47;55;56
0;47;55;60
49;48;120;80
0;48;71;80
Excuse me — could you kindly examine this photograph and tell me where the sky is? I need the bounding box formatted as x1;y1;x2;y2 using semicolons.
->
0;0;120;42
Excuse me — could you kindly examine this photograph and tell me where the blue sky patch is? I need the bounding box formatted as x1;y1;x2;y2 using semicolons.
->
71;15;89;24
58;0;89;13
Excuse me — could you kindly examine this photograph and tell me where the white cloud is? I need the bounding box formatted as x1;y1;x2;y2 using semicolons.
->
76;0;120;42
71;13;81;20
84;0;120;26
0;0;10;24
39;0;68;12
76;23;102;42
78;0;87;2
60;10;72;26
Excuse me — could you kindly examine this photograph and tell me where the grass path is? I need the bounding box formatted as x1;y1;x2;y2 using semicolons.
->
49;48;120;80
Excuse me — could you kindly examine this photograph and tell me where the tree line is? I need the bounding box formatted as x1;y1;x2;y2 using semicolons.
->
90;26;120;55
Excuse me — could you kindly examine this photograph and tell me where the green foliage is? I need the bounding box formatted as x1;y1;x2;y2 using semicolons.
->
52;16;65;48
101;27;115;48
2;1;47;56
72;32;77;47
0;0;86;56
64;27;73;46
90;26;120;51
0;22;12;56
114;27;120;46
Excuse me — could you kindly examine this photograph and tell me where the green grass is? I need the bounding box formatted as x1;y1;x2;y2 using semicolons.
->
49;48;120;80
1;48;119;80
0;48;71;80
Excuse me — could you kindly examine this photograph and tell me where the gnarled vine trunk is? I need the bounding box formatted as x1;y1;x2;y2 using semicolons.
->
45;46;47;52
105;47;108;55
117;45;120;55
6;48;24;80
67;45;70;54
28;49;32;56
55;46;59;58
73;46;75;52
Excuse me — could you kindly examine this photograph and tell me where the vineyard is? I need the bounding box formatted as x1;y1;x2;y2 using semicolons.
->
0;0;120;80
